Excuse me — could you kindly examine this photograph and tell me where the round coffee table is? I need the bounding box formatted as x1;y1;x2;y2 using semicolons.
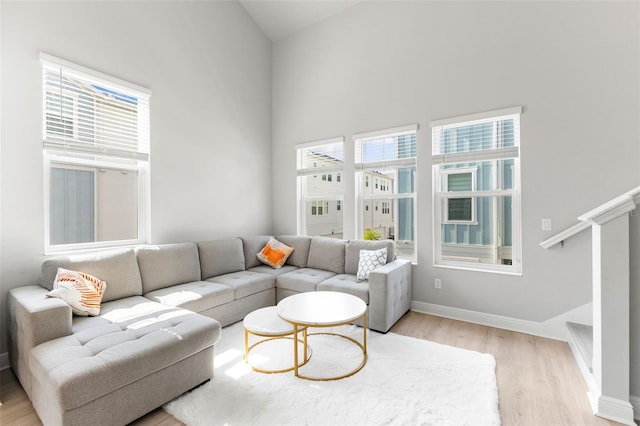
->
276;291;367;381
243;306;310;374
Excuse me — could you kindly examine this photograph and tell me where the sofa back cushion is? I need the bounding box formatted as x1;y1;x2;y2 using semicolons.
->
345;239;396;275
306;236;346;274
276;235;312;268
41;248;143;303
197;238;245;279
240;235;273;269
136;243;201;293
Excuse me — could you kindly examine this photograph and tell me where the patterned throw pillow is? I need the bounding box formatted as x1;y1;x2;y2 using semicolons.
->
356;248;388;281
257;238;295;269
46;268;107;316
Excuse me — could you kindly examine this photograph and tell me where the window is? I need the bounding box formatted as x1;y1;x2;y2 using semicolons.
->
355;124;417;262
296;137;344;238
311;200;329;216
432;107;522;274
442;167;478;223
42;54;151;252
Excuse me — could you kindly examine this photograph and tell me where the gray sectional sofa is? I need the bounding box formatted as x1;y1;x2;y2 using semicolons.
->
8;235;412;426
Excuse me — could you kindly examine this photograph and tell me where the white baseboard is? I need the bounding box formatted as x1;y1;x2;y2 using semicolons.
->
411;301;593;341
588;393;635;425
630;395;640;421
0;352;9;371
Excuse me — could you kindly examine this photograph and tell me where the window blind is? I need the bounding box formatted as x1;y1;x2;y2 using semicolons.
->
448;172;472;191
41;54;151;160
432;108;520;165
296;137;344;177
354;125;417;170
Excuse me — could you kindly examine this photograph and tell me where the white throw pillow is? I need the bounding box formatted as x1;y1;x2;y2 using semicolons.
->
47;268;107;316
356;248;387;281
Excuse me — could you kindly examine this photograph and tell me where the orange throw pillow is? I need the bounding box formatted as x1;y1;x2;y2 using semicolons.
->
257;238;294;269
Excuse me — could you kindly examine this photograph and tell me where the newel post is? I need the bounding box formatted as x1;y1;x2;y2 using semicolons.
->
581;197;636;425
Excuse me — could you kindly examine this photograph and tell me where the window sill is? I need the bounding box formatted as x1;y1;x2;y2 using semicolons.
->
433;262;522;276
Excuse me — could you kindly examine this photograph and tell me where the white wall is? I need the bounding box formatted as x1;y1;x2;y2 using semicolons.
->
0;1;272;354
272;1;639;324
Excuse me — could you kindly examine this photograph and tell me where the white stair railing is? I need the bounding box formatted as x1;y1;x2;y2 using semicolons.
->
540;184;640;425
540;185;640;249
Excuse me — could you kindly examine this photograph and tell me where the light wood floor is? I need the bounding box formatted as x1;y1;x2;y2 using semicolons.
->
0;311;623;426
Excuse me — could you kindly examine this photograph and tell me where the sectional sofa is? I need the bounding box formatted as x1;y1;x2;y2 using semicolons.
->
8;235;412;426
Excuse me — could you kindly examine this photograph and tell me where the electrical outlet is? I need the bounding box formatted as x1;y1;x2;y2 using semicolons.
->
434;278;442;289
542;218;552;231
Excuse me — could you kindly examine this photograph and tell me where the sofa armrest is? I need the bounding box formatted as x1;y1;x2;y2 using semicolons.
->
367;259;412;333
8;286;72;397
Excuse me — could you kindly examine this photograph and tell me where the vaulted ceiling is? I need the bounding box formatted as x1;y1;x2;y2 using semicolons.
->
238;0;364;42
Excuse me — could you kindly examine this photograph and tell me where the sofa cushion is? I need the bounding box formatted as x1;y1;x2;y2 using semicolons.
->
41;248;142;303
30;297;220;411
144;281;234;313
47;268;107;316
206;271;275;300
240;235;273;269
306;236;346;274
276;268;336;293
197;238;246;279
136;243;201;293
248;264;298;276
276;235;312;268
345;239;395;275
317;274;369;304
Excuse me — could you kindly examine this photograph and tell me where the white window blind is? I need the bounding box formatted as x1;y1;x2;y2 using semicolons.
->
432;107;521;165
41;53;151;160
296;137;344;177
355;124;417;170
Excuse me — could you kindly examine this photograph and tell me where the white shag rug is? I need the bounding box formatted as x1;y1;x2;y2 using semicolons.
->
164;322;500;426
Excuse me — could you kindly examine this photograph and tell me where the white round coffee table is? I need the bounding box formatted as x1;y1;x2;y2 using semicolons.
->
276;291;367;381
243;306;310;374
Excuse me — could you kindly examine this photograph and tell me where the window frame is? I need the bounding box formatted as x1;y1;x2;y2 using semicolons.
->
431;107;522;275
41;53;151;254
354;124;418;263
296;137;344;237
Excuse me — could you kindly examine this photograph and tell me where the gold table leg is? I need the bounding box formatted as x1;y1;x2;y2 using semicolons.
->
290;312;368;381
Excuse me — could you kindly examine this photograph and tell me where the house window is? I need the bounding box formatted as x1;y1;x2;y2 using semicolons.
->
296;137;344;238
311;200;329;215
355;124;417;262
42;53;151;253
442;167;478;224
432;107;522;274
